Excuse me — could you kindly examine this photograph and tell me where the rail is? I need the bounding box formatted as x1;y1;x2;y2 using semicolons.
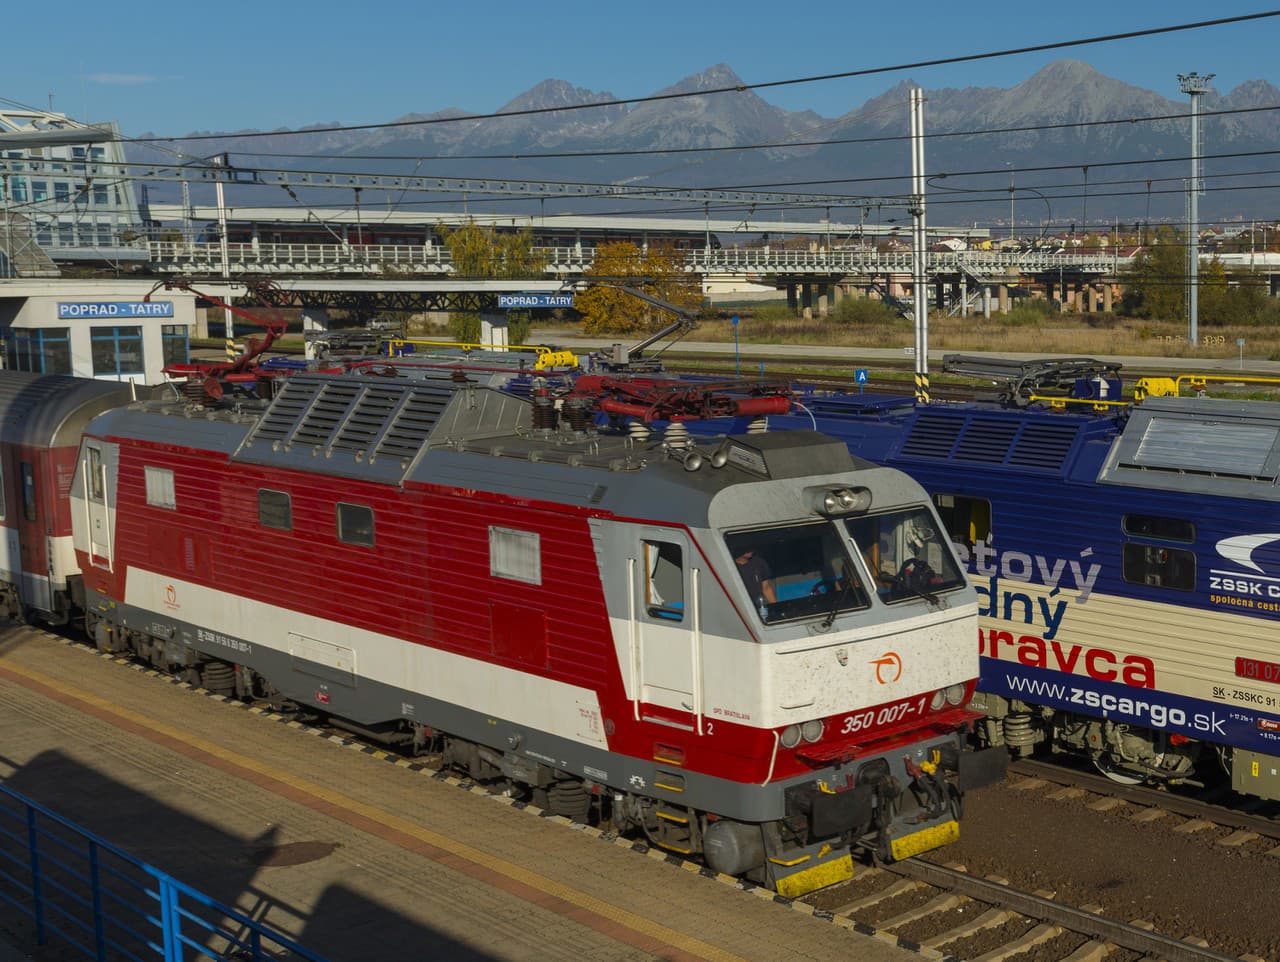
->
889;858;1241;962
0;782;329;962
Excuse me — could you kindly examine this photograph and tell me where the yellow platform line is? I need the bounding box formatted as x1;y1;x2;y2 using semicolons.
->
0;657;747;962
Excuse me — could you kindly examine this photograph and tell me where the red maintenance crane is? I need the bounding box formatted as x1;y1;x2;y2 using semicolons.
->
145;279;290;402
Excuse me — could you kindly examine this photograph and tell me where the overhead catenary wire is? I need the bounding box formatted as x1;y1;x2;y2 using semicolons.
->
119;11;1280;144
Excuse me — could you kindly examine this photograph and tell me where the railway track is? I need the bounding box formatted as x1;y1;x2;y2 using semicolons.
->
1007;757;1280;843
804;857;1250;962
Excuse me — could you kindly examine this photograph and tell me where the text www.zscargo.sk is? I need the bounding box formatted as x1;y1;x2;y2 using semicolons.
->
1003;674;1226;735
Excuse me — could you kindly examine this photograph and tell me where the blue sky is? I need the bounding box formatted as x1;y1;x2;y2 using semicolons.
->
6;0;1279;137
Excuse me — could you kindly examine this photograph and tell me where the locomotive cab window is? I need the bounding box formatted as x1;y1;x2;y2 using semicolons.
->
643;541;684;621
933;493;992;550
844;507;966;604
725;523;869;626
144;467;175;510
1122;543;1195;591
1122;514;1195;543
258;489;291;531
337;503;374;547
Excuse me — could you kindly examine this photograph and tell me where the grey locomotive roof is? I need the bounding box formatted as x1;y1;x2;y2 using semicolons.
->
0;372;138;448
1098;395;1280;500
82;371;887;525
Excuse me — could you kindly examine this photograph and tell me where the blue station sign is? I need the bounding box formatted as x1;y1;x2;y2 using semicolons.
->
58;301;174;319
496;293;575;309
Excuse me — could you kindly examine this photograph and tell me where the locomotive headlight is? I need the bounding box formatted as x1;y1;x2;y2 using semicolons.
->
816;486;872;516
944;683;967;706
837;487;872;512
930;689;947;711
800;719;825;743
780;724;802;749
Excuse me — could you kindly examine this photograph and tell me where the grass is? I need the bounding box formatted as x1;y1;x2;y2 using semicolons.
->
689;303;1277;361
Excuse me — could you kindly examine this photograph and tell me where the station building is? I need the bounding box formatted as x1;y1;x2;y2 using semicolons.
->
0;281;196;385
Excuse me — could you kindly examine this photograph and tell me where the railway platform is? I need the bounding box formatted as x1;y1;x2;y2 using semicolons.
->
0;626;927;962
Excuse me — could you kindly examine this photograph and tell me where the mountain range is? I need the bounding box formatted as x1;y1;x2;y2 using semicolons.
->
134;61;1280;228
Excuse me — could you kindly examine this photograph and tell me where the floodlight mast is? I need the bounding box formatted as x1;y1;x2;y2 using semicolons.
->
1179;71;1214;346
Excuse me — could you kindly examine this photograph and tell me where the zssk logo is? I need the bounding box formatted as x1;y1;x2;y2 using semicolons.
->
872;652;903;685
1216;534;1280;573
163;585;178;610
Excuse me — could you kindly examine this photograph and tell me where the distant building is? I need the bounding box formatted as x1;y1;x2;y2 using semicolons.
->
0;108;147;267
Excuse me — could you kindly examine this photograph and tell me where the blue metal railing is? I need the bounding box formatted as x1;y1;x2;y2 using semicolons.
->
0;783;329;962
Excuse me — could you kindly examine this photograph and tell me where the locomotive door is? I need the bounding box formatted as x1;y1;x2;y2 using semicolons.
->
633;534;702;720
83;443;113;569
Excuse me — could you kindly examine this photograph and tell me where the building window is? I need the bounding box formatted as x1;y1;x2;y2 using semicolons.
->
258;489;291;530
6;328;71;375
92;184;109;206
161;324;189;366
489;526;541;584
1122;543;1195;591
31;181;48;203
54;182;70;203
91;326;144;376
97;223;112;246
89;147;105;162
144;466;176;509
57;221;73;246
337;502;374;547
643;540;684;621
1122;515;1195;543
10;179;26;202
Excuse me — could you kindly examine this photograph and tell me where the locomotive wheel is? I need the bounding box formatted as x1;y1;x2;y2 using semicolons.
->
1091;751;1144;785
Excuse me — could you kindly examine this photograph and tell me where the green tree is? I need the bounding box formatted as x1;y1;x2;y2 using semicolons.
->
438;221;546;278
575;242;702;335
1120;225;1185;321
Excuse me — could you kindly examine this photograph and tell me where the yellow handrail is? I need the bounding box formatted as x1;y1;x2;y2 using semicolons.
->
382;338;578;370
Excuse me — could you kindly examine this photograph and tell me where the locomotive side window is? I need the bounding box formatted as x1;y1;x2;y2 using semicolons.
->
337;503;375;547
144;466;176;510
20;462;35;522
1122;514;1195;543
87;447;104;502
932;493;992;550
643;541;684;621
489;526;541;584
726;523;869;625
844;508;966;604
1121;543;1195;590
258;489;292;530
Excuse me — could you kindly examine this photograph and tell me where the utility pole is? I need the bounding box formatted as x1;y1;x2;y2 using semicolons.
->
1007;162;1015;244
910;88;929;403
1179;71;1214;346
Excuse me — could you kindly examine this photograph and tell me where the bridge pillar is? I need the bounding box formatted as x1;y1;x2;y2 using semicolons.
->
1272;274;1280;297
801;283;813;320
787;284;798;313
1103;283;1113;313
998;285;1009;314
983;286;992;319
959;276;968;316
817;285;829;318
933;280;944;311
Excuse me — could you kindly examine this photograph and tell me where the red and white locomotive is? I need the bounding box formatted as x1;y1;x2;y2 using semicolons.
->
3;366;1004;896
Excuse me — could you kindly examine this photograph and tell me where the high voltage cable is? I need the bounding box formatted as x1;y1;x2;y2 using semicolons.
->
213;102;1280;164
124;11;1280;144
